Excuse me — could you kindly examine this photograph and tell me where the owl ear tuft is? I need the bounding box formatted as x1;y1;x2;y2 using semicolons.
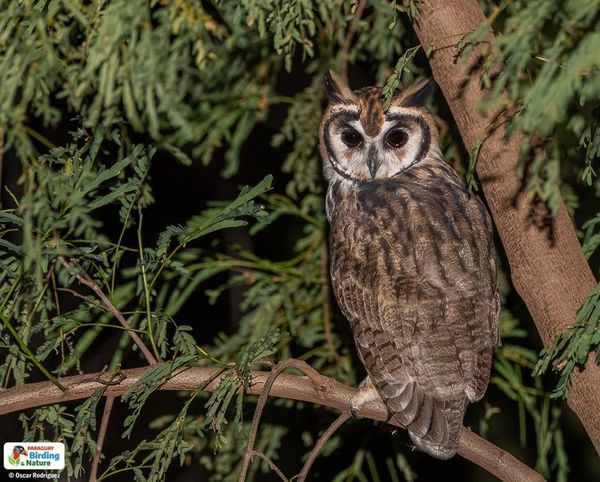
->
395;78;437;108
324;70;355;103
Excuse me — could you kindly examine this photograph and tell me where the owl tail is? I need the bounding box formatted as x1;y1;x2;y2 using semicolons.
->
389;385;467;460
409;396;467;459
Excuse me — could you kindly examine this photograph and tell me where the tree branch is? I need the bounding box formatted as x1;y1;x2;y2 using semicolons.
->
239;360;325;482
297;412;351;482
89;395;115;482
58;256;159;365
250;451;288;482
0;363;545;482
339;0;368;80
411;0;600;455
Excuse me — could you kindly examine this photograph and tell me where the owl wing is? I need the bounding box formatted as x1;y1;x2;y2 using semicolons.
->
332;274;465;458
329;171;499;458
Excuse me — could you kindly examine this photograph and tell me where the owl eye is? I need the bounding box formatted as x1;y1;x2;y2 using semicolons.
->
341;129;363;148
385;129;409;148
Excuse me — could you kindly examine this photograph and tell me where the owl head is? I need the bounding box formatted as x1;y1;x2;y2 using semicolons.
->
319;70;440;182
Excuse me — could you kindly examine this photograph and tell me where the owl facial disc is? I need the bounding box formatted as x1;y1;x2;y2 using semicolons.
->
319;71;437;183
323;111;431;181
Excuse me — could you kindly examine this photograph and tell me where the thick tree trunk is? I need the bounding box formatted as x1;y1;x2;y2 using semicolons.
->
412;0;600;455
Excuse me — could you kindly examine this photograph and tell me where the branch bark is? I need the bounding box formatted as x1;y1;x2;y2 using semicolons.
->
0;364;544;482
411;0;600;455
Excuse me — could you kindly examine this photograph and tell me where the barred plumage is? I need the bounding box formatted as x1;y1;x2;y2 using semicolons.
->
320;71;500;459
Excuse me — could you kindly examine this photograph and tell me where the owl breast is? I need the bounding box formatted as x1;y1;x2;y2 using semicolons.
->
328;159;499;459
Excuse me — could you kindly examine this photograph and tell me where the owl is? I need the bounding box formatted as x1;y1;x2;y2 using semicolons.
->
320;71;500;459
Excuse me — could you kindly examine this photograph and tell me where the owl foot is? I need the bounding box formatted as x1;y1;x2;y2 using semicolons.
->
350;377;383;419
374;411;394;426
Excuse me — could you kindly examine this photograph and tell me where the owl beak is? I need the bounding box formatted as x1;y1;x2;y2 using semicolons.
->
367;157;381;179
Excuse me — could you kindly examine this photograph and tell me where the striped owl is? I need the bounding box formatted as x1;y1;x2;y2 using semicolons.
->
320;71;500;459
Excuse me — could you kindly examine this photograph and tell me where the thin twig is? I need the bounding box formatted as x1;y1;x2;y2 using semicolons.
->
58;256;158;365
238;360;328;482
0;362;547;482
57;287;106;312
136;208;161;360
251;451;289;482
297;412;351;482
340;0;368;80
89;396;115;482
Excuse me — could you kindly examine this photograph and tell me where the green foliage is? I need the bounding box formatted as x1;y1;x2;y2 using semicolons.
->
382;45;422;110
536;212;600;400
464;0;600;215
19;404;82;476
493;344;569;480
1;0;599;481
71;389;103;477
483;268;570;481
0;120;275;478
535;282;600;399
272;75;325;198
465;136;484;193
104;330;280;481
329;448;418;482
220;0;344;72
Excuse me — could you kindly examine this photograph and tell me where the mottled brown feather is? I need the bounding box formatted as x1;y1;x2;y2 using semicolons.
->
328;158;499;459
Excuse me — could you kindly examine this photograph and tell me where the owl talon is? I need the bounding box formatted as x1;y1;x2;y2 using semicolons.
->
350;377;381;420
373;409;394;426
384;410;394;425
